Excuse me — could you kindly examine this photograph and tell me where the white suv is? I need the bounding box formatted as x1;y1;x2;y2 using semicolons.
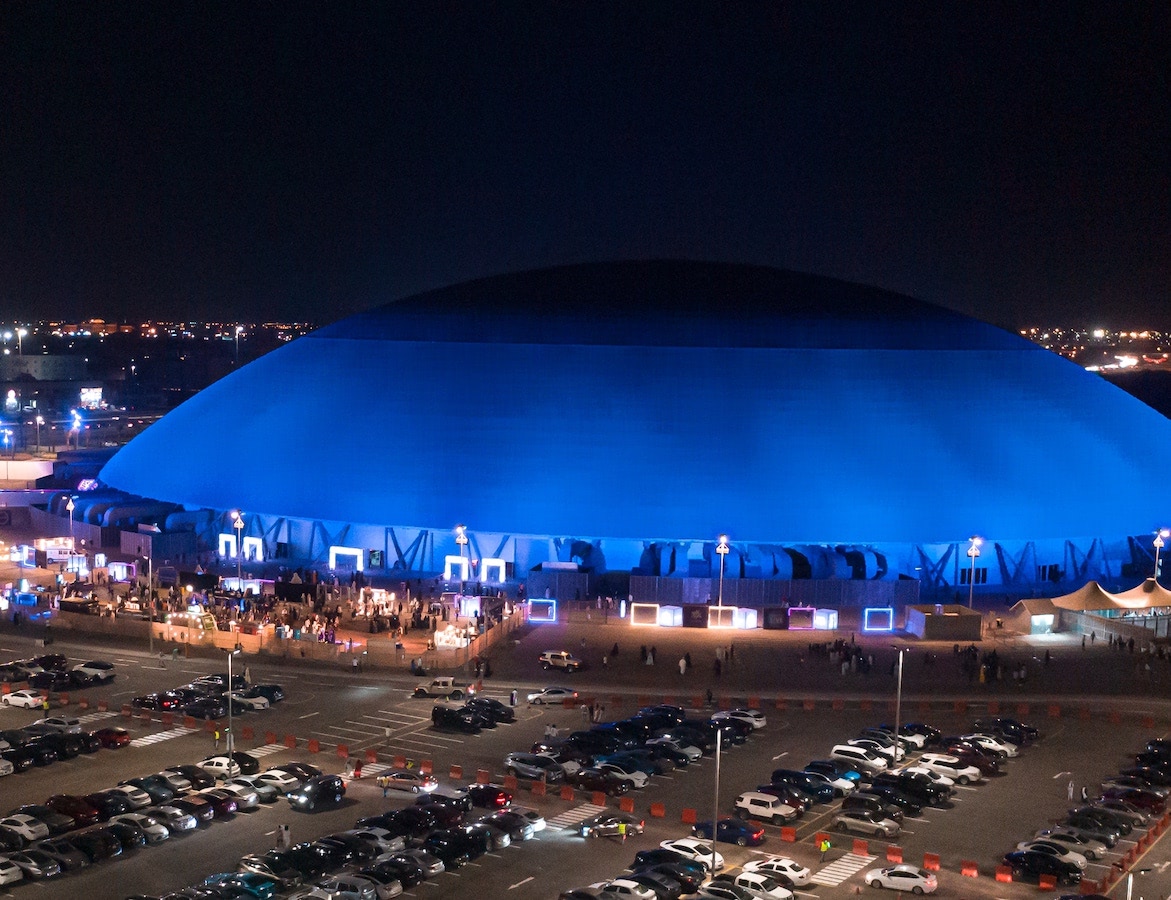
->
539;650;583;672
734;791;798;825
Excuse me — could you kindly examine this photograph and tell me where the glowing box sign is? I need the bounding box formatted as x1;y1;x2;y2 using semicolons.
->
630;602;660;626
658;605;683;627
529;599;557;623
788;606;815;629
444;555;470;581
863;607;895;632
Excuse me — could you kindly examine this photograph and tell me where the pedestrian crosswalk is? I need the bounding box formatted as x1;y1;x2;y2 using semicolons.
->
246;743;287;758
129;725;197;747
546;803;607;831
809;853;876;886
77;710;118;724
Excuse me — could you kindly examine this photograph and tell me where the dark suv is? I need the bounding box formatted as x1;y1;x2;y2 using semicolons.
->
432;705;482;734
286;774;346;811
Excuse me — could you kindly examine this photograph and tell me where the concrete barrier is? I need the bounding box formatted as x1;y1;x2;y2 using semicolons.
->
619;797;635;813
859;699;871;712
184;716;198;729
852;839;868;856
995;866;1013;883
98;700;109;711
420;760;433;775
139;711;151;724
953;700;968;714
681;808;697;824
121;704;132;717
886;846;902;863
530;780;546;796
450;765;463;780
284;734;297;748
832;699;844;711
748;697;760;709
1039;874;1057;891
365;748;377;763
560;785;574;801
265;731;277;744
57;692;70;706
1078;706;1092;721
241;725;254;741
1142;715;1155;729
78;698;89;710
394;755;407;768
477;769;490;785
203;719;217;732
987;700;1000;714
961;860;978;877
1016;702;1030;716
591;791;606;806
803;699;815;711
335;743;347;757
775;698;787;710
1109;711;1122;725
649;802;666;818
162;713;174;727
1048;704;1061;718
922;853;940;871
780;827;796;842
503;775;518;792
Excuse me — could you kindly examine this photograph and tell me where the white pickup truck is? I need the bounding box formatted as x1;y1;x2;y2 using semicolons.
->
411;677;473;700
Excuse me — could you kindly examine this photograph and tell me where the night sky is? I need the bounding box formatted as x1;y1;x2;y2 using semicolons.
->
2;2;1168;329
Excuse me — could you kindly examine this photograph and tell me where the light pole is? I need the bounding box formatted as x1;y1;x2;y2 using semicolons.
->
35;416;43;455
226;647;241;759
455;525;468;594
892;645;904;762
716;534;729;608
235;326;243;367
144;552;154;654
966;536;982;608
1;428;11;459
1154;529;1170;582
710;727;722;879
66;497;75;545
231;511;245;587
16;328;25;356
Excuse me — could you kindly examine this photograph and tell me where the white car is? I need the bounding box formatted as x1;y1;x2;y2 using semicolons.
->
112;812;170;843
1015;840;1087;869
338;827;407;855
864;865;938;893
719;871;793;900
109;784;153;809
71;660;116;683
734;791;799;824
646;736;703;761
591;879;656;900
1;689;45;709
198;755;242;779
149;805;198;832
526;686;578;705
0;759;12;777
39;716;82;734
204;783;260;810
848;737;905;762
228;775;282;803
917;753;981;785
595;762;649;789
831;744;889;774
320;873;402;900
900;766;955;789
962;733;1018;757
660;837;724;870
258;768;302;791
881;726;927;749
0;858;23;886
712;708;767;729
225;690;270;711
0;814;50;842
743;856;811;887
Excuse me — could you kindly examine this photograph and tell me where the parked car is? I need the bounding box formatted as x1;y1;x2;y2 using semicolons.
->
467;783;513;808
93;727;132;748
1;689;45;709
831;808;900;838
734;792;799;824
432;705;482;734
71;661;116;683
742;856;811;887
863;865;937;894
916;754;981;784
1002;850;1080;885
659;838;724;870
570;768;632;796
287;774;346;811
526;686;579;705
693;818;766;847
580;810;646;839
466;697;516;723
713;871;793;900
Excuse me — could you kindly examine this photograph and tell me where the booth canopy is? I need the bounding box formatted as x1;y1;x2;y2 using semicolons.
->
1049;579;1171;613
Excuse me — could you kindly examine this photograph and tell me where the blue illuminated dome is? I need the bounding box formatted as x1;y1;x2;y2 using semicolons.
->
100;261;1170;548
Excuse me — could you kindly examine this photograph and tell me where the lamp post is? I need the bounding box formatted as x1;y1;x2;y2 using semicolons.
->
35;416;43;455
455;525;468;594
966;537;982;609
710;728;722;879
1;428;11;459
1154;529;1170;582
144;552;154;654
226;647;241;759
892;645;904;763
716;534;729;608
234;326;243;367
231;511;245;588
16;328;25;356
66;497;75;545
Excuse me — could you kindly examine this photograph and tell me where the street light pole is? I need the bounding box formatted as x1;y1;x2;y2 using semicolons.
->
35;416;43;455
711;728;722;879
1154;529;1169;582
66;497;75;545
455;525;468;594
16;328;25;356
966;536;982;609
231;511;245;587
145;552;154;655
226;648;241;759
716;534;729;608
892;646;904;762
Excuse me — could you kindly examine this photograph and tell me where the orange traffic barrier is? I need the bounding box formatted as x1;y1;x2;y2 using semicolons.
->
1039;874;1057;891
961;860;978;877
335;743;347;757
57;692;70;705
638;696;651;707
560;785;575;801
420;760;433;775
953;700;968;714
619;797;635;813
650;803;666;818
284;734;297;748
1143;715;1156;729
503;775;518;792
562;698;575;709
775;698;787;710
394;755;406;768
1109;711;1123;725
1078;706;1092;721
803;699;815;711
184;716;198;729
663;696;675;706
813;832;830;848
748;697;760;709
161;713;174;727
139;711;152;724
859;699;872;712
718;697;731;709
477;769;490;785
365;748;377;763
780;827;796;843
995;866;1013;883
121;704;132;717
308;739;320;753
987;700;1000;714
449;765;463;780
241;725;253;740
832;699;844;711
591;791;606;806
886;846;903;863
681;808;697;824
1048;704;1061;718
610;695;623;707
853;839;868;856
264;731;277;744
917;700;930;715
693;696;705;709
530;780;546;796
203;719;217;732
1016;702;1030;716
0;683;9;694
922;853;940;871
78;698;89;710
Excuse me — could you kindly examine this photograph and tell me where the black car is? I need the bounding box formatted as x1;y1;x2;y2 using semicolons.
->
363;859;424;888
771;770;835;803
634;863;704;894
15;805;75;835
70;828;124;862
248;684;285;704
272;761;322;781
120;776;176;805
1063;812;1120;845
1069;805;1133;835
872;771;950;806
974;717;1039;744
75;731;102;753
630;871;684;900
166;765;217;789
414;796;467;827
1003;850;1080;885
286;774;346;811
883;722;941;745
170;796;216;825
279;842;334;880
104;821;148;850
29;670;73;691
0;827;22;852
31;732;85;759
363;806;439;838
31;654;69;672
465;696;516;723
231;751;261;775
83;791;134;821
432;705;482;733
569;767;631;795
633;848;713;872
1119;766;1171;787
420;829;477;868
184;697;228;719
316;833;378;866
860;783;924;816
36;837;91;871
192;673;249;692
0;747;36;772
467;783;513;808
238;851;303;889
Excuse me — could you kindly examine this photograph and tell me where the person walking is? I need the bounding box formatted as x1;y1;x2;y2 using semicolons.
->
678;657;686;675
214;729;221;752
819;837;831;862
158;650;166;668
1080;785;1088;802
1067;779;1075;801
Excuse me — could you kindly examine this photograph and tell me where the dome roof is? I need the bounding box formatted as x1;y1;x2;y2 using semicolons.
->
100;261;1171;543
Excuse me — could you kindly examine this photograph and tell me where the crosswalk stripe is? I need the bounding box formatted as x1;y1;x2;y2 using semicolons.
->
809;853;876;886
129;725;198;747
546;803;607;830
